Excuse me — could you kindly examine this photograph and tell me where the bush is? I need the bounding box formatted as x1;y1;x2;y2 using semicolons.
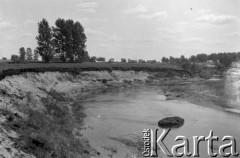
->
3;100;86;158
199;69;212;79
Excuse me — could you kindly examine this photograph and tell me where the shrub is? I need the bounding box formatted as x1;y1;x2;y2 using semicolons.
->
199;69;212;79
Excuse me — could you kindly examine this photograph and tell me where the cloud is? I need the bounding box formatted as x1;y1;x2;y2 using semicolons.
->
123;5;147;14
77;17;105;25
195;14;239;25
138;11;167;19
25;19;36;25
85;28;103;36
19;32;33;38
197;9;210;15
185;9;210;15
0;21;10;29
182;37;202;42
77;1;98;12
221;32;240;37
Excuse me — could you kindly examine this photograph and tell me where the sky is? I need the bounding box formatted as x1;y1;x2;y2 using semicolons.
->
0;0;240;61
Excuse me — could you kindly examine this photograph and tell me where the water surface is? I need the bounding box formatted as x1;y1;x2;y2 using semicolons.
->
79;85;240;158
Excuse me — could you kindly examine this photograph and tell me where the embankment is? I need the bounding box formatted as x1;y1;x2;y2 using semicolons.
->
0;69;190;158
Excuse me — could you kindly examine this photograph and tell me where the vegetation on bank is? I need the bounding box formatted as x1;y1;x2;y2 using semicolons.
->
161;52;240;70
1;91;93;158
0;62;185;80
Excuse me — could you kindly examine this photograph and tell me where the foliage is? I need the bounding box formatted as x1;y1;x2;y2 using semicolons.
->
161;52;240;71
11;55;19;62
108;58;114;63
33;49;39;61
53;18;87;62
138;59;145;63
26;48;33;60
19;47;26;61
199;68;213;79
196;53;208;62
36;18;54;63
121;58;126;63
161;57;169;63
89;56;96;62
2;100;85;158
96;57;105;62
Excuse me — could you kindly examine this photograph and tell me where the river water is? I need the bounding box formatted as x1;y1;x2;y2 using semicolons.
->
78;84;240;158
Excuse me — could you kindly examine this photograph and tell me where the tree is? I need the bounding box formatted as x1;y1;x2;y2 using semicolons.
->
180;55;187;65
90;56;96;62
196;53;208;62
189;55;197;62
19;47;26;61
53;18;87;62
108;58;114;63
161;57;169;63
26;48;33;60
121;58;126;63
169;56;175;64
52;18;67;62
72;21;87;62
34;49;39;61
36;18;54;62
96;57;105;62
11;55;19;62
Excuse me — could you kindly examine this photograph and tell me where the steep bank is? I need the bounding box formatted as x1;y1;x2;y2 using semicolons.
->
0;70;189;158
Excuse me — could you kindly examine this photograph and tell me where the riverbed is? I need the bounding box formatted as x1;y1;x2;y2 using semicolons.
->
77;84;240;158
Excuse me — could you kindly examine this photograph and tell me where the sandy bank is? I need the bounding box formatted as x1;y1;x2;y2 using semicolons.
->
1;70;185;157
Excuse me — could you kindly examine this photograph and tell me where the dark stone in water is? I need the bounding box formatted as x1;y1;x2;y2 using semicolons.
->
158;116;184;128
102;79;107;84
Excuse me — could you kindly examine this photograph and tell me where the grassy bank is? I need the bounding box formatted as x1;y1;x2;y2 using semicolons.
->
1;91;95;158
0;62;185;80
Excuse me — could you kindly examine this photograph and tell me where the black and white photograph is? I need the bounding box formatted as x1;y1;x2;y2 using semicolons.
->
0;0;240;157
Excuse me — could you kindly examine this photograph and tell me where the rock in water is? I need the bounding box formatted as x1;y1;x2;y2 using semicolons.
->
158;116;184;128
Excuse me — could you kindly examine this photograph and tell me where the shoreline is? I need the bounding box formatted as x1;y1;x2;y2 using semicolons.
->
0;70;230;157
0;70;189;157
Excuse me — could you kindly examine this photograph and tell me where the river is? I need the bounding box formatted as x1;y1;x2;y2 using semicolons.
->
76;82;240;158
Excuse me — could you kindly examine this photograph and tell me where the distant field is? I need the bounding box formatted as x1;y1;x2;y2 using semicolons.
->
0;62;182;72
0;62;185;80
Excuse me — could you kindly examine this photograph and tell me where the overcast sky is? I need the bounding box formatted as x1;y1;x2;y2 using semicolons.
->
0;0;240;60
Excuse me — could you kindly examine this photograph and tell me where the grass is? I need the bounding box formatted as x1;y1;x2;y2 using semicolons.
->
2;95;91;158
0;62;184;80
0;62;182;71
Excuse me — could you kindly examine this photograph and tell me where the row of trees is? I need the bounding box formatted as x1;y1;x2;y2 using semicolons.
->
11;47;39;62
36;18;89;62
161;52;240;69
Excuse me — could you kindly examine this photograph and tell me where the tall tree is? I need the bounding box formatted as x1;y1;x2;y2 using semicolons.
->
19;47;26;61
26;48;33;60
53;18;87;62
72;21;87;62
53;18;67;62
33;49;39;61
36;18;54;62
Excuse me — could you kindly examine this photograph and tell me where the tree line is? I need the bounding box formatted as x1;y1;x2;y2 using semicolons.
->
161;52;240;70
11;47;39;62
11;18;89;63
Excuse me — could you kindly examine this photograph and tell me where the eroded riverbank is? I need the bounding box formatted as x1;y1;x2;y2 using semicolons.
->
0;70;189;157
0;68;239;157
79;84;240;158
